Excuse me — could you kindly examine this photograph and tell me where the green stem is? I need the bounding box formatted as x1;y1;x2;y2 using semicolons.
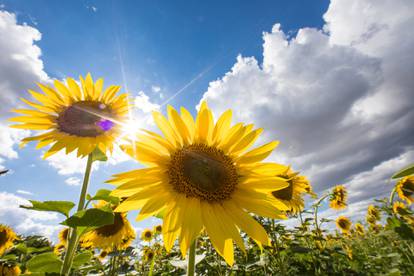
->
149;256;155;276
389;186;397;205
314;194;329;235
187;239;197;276
60;153;94;275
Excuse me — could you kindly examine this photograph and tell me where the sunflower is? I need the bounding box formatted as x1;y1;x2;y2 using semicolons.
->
53;243;66;256
143;247;155;262
81;209;135;252
108;102;289;266
366;205;381;225
271;167;315;214
141;229;153;242
58;228;69;245
336;216;352;234
396;176;414;205
393;201;407;216
98;250;108;260
354;223;365;235
0;263;21;276
9;74;129;158
153;225;162;235
329;185;347;210
0;225;17;256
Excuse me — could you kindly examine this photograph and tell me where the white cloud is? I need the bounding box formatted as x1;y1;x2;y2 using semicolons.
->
46;151;99;175
0;192;60;241
151;85;161;93
65;176;81;186
134;91;160;113
16;189;34;196
0;10;49;118
200;0;414;218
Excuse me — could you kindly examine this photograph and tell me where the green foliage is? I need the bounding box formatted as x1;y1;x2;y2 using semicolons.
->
392;163;414;179
61;207;114;228
91;147;108;162
26;253;62;273
20;200;75;217
86;189;120;205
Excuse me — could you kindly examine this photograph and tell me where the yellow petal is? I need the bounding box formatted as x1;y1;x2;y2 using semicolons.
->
179;198;203;256
180;107;195;142
238;177;288;191
136;192;169;221
201;202;234;266
152;111;182;146
66;78;83;100
212;109;232;145
222;200;270;248
237;141;279;164
168;105;190;145
195;106;212;143
230;128;263;155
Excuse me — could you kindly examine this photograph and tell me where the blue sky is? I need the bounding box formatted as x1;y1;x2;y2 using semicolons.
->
0;0;413;240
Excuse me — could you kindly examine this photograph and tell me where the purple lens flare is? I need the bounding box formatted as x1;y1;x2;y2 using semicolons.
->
97;119;115;131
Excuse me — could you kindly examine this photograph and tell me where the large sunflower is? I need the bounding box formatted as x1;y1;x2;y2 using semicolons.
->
0;225;17;256
108;102;289;266
9;74;129;158
271;167;315;214
329;185;347;210
396;176;414;205
81;205;135;251
336;216;352;234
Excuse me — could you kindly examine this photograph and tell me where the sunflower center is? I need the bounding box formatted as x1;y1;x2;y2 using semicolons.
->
272;180;293;200
168;144;238;202
402;180;414;197
95;213;125;237
0;230;7;245
57;101;116;137
338;220;349;229
145;232;152;238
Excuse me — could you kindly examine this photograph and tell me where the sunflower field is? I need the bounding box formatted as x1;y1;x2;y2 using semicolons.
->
1;75;413;275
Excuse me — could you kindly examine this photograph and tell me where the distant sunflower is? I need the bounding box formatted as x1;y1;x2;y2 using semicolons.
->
329;185;347;210
98;250;108;260
393;201;407;216
81;209;135;251
396;176;414;205
271;167;315;213
108;102;289;266
0;225;17;256
141;229;153;242
0;263;21;276
153;225;162;235
58;228;69;245
366;205;381;224
354;223;365;235
53;243;66;256
10;74;129;158
143;247;155;262
336;216;352;234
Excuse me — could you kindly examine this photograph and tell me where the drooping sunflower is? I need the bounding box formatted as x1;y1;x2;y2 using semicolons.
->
141;229;153;242
0;263;21;276
271;167;315;214
9;74;129;158
108;102;289;266
396;176;414;205
329;185;347;210
53;228;69;255
81;206;135;251
0;225;17;256
336;216;352;234
393;201;407;216
354;223;365;236
366;205;381;225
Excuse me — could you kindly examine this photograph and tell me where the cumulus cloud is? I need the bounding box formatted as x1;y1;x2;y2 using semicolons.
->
0;192;60;240
0;122;29;169
200;0;414;219
65;176;81;186
0;10;49;118
151;85;161;93
16;189;34;196
46;151;99;175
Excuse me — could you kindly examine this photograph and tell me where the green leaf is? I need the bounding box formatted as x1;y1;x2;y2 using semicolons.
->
62;207;114;228
89;189;120;205
92;147;108;162
392;163;414;179
26;252;62;273
20;200;75;217
72;251;93;268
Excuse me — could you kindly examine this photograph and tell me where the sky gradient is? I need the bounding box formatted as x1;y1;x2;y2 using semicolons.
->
0;0;413;241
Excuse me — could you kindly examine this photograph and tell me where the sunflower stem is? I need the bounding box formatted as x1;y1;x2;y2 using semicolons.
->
187;238;197;276
389;186;397;205
60;153;94;275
